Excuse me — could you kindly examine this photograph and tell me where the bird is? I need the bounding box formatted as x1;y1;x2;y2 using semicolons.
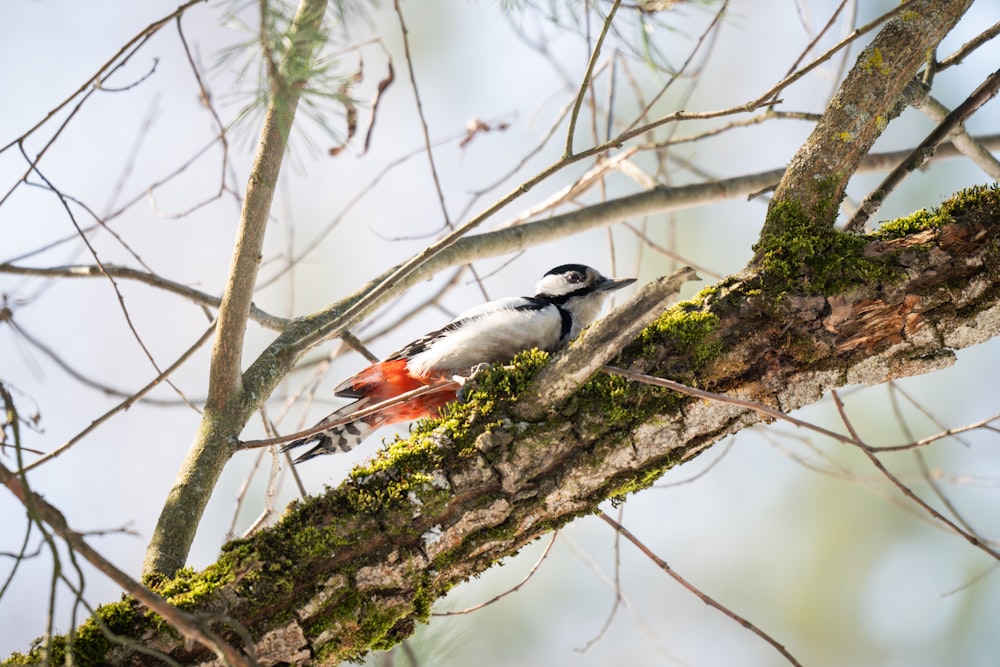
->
282;264;635;462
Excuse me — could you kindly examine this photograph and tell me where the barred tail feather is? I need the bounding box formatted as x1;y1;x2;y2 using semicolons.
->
280;402;381;463
284;419;375;462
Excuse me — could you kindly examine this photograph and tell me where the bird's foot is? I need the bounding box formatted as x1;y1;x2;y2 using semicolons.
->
454;363;492;401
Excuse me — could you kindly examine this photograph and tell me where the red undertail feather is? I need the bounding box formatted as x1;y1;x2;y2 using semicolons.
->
339;359;457;421
282;359;458;462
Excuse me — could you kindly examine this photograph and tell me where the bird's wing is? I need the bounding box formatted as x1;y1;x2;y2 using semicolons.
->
333;296;561;398
333;358;413;398
385;296;541;361
401;297;562;375
448;296;535;321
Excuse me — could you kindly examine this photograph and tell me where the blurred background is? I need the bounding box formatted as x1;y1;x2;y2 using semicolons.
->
2;1;999;665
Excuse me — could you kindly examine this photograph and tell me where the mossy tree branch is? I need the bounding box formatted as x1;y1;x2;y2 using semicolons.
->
14;185;1000;666
139;0;980;595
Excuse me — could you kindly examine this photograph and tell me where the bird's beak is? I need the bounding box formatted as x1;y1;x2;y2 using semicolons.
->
597;276;636;292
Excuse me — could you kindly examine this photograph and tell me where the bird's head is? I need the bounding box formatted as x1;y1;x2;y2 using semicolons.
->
534;264;635;339
534;264;635;300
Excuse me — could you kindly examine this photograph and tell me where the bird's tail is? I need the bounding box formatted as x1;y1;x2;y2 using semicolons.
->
281;363;461;463
280;402;384;463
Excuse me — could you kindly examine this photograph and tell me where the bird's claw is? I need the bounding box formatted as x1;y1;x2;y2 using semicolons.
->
454;363;492;401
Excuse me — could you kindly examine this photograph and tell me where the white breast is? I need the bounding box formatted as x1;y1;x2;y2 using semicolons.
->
406;298;563;376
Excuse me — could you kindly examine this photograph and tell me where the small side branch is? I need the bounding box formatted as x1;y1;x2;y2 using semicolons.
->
760;0;973;241
599;512;803;667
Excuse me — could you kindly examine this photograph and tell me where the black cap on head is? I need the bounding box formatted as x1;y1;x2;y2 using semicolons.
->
544;263;592;276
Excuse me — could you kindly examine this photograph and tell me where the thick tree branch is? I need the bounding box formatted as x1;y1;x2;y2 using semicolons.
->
26;185;1000;666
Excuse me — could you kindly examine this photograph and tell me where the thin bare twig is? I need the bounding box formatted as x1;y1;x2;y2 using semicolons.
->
829;390;1000;562
20;323;216;473
622;223;723;279
871;413;1000;452
433;532;558;616
174;13;231;211
912;95;1000;179
599;512;803;667
393;0;451;228
6;317;198;405
623;0;729;136
0;262;288;330
886;382;981;539
576;506;624;653
602;365;867;448
769;0;850;104
19;149;198;407
936;21;1000;71
566;0;621;156
606;365;1000;462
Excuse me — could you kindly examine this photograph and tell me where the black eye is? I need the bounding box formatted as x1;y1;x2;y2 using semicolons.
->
567;271;584;283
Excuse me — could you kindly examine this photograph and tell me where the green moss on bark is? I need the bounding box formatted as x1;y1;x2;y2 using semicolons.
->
755;198;901;295
2;599;144;667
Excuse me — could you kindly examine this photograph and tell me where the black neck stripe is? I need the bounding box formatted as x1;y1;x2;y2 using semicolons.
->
557;306;573;340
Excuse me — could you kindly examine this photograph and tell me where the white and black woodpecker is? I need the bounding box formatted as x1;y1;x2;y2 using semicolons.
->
282;264;635;462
